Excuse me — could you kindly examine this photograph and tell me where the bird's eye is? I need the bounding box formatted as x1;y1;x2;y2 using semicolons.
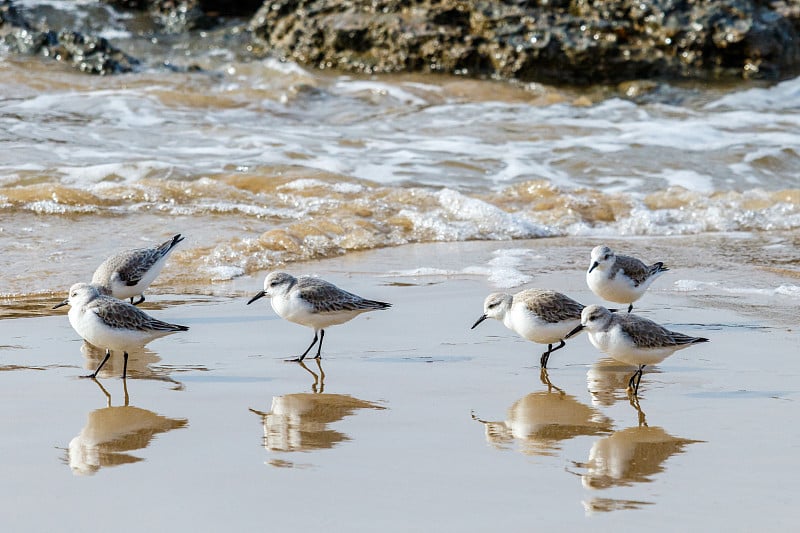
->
603;254;611;260
487;302;498;309
269;280;280;287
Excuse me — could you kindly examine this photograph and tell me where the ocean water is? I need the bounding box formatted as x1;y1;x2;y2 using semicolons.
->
1;2;799;297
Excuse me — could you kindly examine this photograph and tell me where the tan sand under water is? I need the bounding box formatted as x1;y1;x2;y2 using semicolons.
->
0;237;797;530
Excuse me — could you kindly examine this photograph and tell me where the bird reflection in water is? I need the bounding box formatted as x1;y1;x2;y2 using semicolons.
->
66;379;188;476
472;368;613;456
586;357;662;408
576;397;703;512
250;360;385;466
80;341;195;389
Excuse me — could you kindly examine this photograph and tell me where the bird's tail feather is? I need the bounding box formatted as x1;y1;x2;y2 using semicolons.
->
650;262;669;275
157;234;185;256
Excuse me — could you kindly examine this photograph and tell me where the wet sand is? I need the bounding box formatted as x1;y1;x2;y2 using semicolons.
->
0;237;797;531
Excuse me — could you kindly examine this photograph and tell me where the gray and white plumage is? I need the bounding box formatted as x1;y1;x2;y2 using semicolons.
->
92;234;184;305
247;272;391;361
566;304;708;394
54;282;188;378
471;289;585;368
586;245;668;312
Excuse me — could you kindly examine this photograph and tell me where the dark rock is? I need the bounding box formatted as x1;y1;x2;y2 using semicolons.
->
0;0;30;30
105;0;264;17
149;0;211;33
247;0;800;84
1;0;139;74
199;0;264;16
45;30;140;74
102;0;264;32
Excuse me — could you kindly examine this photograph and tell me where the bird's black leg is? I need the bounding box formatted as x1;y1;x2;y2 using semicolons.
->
122;351;129;380
540;339;565;368
540;345;552;368
627;303;633;313
83;349;111;379
287;332;319;362
313;329;325;359
634;365;646;395
628;365;645;396
132;295;145;306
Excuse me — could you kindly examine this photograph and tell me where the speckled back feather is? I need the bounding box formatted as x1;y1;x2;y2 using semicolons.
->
611;255;668;286
296;277;392;314
519;289;584;324
93;234;183;287
617;313;706;349
89;296;188;332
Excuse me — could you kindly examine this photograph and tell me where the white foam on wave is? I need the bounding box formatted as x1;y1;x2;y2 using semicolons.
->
279;179;364;194
775;285;800;297
201;265;245;281
26;200;96;215
12;90;165;129
674;279;800;299
621;118;732;152
486;147;572;183
61;162;172;185
6;65;797;195
653;169;714;193
705;77;800;111
384;265;525;288
485;249;539;287
436;189;549;239
673;280;718;292
3;55;799;238
567;190;800;237
401;81;444;93
98;28;133;41
384;248;537;289
385;267;461;277
261;58;313;77
333;80;428;106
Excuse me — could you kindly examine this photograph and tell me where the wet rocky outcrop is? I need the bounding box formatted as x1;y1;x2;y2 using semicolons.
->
0;0;139;74
2;0;799;83
247;0;800;84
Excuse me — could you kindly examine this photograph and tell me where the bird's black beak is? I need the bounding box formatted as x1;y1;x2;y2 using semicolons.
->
247;290;266;305
565;324;584;339
588;261;599;273
52;299;68;310
471;314;488;329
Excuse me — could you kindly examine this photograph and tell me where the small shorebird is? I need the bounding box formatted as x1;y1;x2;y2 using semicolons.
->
471;289;584;368
586;245;668;313
247;272;391;362
54;283;189;379
566;305;708;395
92;234;184;305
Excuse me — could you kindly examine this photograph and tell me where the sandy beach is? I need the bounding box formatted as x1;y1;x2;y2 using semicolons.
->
0;235;796;531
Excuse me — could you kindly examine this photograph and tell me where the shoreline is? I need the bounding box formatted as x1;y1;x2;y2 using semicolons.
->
15;233;797;328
